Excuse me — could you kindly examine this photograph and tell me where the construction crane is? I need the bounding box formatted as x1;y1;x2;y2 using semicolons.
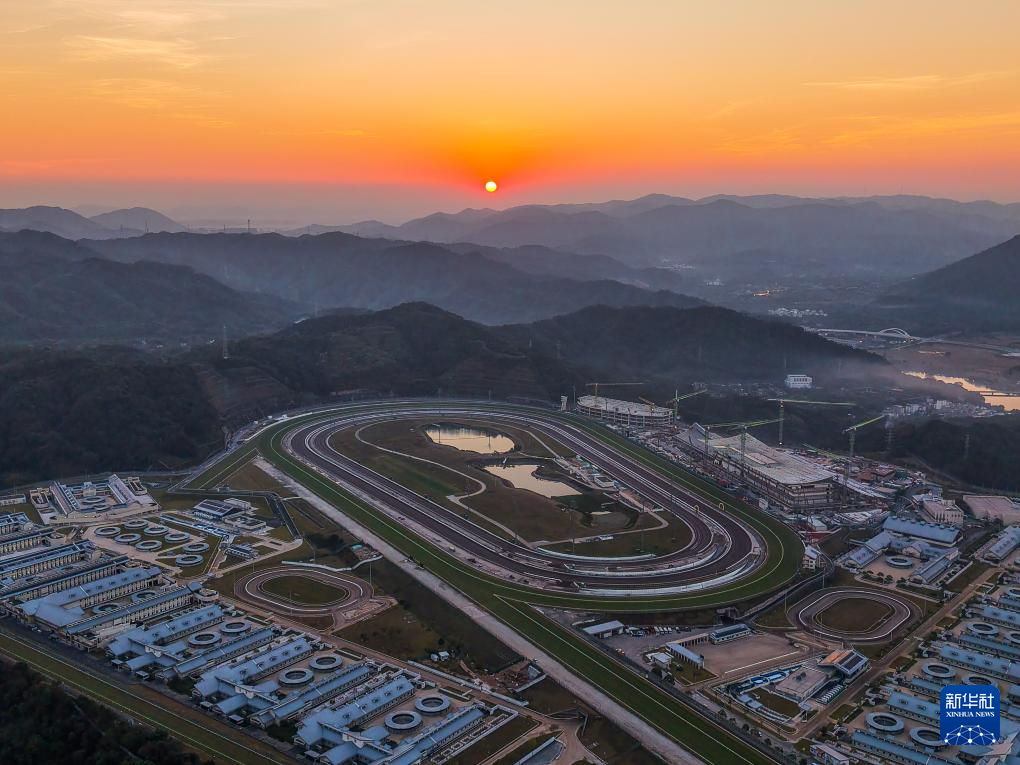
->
766;398;855;446
840;414;885;510
665;387;708;421
584;381;643;404
701;420;779;473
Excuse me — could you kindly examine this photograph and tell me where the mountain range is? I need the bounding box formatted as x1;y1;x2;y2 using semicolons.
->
324;194;1020;278
82;231;706;325
0;205;185;239
0;231;302;345
877;235;1020;332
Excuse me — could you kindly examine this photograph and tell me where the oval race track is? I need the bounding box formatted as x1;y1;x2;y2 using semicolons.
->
789;587;919;643
277;403;786;597
234;566;372;624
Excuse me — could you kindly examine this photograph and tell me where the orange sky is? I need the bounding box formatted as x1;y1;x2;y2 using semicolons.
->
2;1;1020;221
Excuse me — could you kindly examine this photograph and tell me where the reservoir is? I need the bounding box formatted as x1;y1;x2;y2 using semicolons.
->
423;423;515;454
483;463;580;498
905;372;1020;413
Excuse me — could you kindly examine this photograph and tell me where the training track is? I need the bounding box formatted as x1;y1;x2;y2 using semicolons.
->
789;586;919;642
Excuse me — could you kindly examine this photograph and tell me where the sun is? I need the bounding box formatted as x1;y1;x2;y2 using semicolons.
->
484;180;498;193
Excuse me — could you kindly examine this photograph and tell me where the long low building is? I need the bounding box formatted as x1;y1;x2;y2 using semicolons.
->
685;429;840;513
987;526;1020;562
886;690;940;726
296;674;417;748
250;663;375;729
19;565;163;628
64;582;204;640
194;635;316;700
162;626;278;680
938;642;1020;682
882;516;960;546
576;396;672;427
0;541;95;584
851;731;956;765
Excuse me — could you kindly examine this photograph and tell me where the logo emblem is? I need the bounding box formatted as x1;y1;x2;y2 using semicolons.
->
940;685;999;745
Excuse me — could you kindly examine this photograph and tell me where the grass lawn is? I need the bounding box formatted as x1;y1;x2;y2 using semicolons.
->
446;716;537;765
336;557;520;672
815;597;894;633
260;574;350;605
748;688;800;718
518;680;664;764
545;511;691;557
673;663;717;685
220;460;289;497
492;732;550;765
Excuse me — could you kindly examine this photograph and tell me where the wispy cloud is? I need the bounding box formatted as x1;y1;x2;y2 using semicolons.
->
715;126;805;155
66;35;206;68
87;77;205;108
825;111;1020;146
807;72;1008;90
262;128;372;138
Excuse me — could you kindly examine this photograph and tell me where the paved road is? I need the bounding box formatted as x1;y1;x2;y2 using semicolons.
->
286;405;766;593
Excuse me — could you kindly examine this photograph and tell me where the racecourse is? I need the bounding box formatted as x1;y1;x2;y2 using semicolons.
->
184;399;802;765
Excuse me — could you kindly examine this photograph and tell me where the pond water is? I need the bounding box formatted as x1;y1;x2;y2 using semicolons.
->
483;463;580;498
423;423;515;454
905;371;1020;412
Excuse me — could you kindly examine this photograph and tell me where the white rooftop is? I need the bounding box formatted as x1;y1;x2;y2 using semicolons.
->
577;395;671;417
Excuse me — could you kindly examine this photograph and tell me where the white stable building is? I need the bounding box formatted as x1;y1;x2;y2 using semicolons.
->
576;396;672;427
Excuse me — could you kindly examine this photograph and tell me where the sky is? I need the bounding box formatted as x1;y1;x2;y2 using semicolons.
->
2;0;1020;224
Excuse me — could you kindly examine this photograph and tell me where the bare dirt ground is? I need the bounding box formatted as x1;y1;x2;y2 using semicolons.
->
699;633;813;679
884;337;1020;391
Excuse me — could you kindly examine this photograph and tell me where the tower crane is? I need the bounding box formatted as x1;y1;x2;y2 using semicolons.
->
708;417;783;475
840;414;885;510
664;387;708;421
766;398;855;446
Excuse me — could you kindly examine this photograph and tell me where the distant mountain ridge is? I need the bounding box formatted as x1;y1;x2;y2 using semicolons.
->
0;232;302;345
321;193;1020;278
81;230;706;324
0;205;185;239
90;207;185;233
877;234;1020;331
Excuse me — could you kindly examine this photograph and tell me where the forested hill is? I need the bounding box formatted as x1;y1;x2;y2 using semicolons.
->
0;232;303;345
507;304;885;384
86;230;705;324
0;301;884;484
878;235;1020;332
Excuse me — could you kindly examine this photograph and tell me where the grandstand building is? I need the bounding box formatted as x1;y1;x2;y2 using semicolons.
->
576;396;672;427
676;428;840;512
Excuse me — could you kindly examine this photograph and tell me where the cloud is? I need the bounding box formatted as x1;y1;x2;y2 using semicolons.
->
825;111;1020;146
715;127;805;155
262;128;372;138
807;72;1008;90
87;77;205;108
66;35;206;68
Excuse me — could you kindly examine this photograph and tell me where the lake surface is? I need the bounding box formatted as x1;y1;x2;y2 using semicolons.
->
905;371;1020;412
483;463;580;498
423;423;515;454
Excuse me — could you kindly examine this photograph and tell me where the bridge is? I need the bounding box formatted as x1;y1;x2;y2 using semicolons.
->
808;327;1015;353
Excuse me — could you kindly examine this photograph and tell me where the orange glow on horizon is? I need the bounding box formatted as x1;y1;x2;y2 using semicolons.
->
1;0;1019;211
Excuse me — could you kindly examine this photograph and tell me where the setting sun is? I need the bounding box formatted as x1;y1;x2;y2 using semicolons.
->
484;180;498;193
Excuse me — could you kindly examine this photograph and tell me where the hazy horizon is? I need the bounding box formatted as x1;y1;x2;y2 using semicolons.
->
3;182;1020;230
3;1;1020;224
